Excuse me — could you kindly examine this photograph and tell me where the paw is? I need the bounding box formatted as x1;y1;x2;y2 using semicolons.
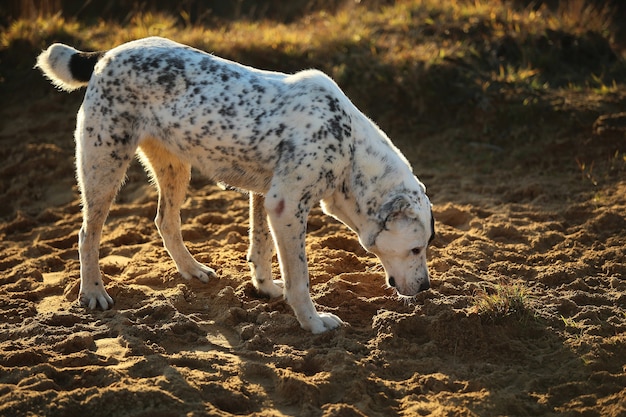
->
304;312;344;334
79;286;114;310
256;279;284;299
178;261;217;283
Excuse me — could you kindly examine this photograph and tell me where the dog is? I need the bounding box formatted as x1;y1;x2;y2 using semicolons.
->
36;37;434;334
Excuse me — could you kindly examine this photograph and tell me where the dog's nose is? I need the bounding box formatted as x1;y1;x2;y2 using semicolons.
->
388;276;396;288
418;280;430;292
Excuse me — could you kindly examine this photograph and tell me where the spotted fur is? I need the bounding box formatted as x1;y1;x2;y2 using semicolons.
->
36;37;434;334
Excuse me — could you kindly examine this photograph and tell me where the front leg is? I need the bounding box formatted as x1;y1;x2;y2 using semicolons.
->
264;193;343;334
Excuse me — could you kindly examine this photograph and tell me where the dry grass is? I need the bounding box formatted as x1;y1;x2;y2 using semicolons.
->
2;1;621;70
1;0;624;157
472;281;534;324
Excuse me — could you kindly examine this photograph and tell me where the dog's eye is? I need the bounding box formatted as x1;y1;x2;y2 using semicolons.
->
411;247;422;255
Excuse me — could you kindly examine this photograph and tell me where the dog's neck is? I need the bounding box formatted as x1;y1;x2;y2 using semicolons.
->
321;116;417;251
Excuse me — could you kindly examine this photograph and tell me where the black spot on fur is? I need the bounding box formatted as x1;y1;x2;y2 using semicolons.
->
69;51;105;82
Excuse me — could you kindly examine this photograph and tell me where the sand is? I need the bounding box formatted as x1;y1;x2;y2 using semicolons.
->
1;76;625;417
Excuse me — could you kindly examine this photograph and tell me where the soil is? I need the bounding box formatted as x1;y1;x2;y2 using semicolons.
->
0;65;625;416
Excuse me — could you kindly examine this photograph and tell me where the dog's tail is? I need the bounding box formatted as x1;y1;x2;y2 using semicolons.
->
35;43;105;92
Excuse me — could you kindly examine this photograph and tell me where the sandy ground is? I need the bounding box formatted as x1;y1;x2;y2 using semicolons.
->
1;71;625;417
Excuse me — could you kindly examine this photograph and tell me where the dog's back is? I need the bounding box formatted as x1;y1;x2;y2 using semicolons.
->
36;37;355;193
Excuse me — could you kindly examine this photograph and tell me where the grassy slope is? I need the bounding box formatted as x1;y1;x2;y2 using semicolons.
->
2;1;625;114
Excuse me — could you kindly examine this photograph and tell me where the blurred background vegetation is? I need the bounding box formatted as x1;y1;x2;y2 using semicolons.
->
1;0;625;179
2;0;626;29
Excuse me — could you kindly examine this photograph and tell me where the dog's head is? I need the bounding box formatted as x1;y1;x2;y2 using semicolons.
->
367;190;435;297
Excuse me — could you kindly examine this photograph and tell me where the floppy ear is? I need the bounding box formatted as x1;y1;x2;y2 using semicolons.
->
380;194;420;224
429;208;436;243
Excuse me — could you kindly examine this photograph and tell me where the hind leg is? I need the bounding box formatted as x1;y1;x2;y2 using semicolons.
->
247;193;282;298
138;139;216;282
76;127;133;309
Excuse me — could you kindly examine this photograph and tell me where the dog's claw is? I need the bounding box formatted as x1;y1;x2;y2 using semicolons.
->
98;294;114;310
80;288;114;311
308;312;344;334
178;262;217;283
257;279;284;299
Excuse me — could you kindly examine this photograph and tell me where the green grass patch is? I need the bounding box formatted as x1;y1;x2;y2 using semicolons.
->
472;281;535;324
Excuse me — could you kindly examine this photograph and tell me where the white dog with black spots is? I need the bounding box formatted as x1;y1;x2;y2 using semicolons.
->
36;37;434;334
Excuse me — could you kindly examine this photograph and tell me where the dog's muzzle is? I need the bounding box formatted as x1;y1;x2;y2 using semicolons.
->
388;276;430;295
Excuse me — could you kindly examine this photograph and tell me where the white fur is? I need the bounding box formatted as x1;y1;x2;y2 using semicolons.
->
35;44;86;91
